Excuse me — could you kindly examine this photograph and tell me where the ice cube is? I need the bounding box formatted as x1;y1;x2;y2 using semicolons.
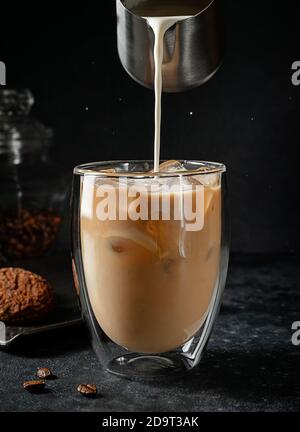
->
153;161;219;188
158;160;186;173
102;168;117;174
130;162;152;173
114;162;151;174
102;228;158;254
165;172;203;190
179;229;198;259
199;173;220;188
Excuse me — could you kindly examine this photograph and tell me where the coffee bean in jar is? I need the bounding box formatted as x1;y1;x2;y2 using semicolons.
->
0;89;67;261
0;208;62;260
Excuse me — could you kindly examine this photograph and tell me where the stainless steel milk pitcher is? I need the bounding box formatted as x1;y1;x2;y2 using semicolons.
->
116;0;224;92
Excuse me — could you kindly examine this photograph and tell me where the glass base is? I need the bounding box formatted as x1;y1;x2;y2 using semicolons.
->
107;353;192;380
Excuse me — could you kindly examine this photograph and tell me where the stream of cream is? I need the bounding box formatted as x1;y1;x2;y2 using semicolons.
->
145;17;190;172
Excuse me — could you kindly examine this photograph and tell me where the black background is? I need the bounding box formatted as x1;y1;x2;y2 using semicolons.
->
0;0;299;254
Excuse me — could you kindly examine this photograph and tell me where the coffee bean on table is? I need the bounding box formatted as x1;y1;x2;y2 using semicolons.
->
77;384;97;397
37;367;54;379
23;380;46;393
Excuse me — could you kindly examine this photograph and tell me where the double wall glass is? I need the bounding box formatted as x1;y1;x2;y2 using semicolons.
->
72;161;229;379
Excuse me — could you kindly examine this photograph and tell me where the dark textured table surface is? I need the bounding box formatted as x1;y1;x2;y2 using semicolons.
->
0;253;299;412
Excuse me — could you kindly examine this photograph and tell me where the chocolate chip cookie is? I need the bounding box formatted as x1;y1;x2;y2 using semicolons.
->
0;268;54;324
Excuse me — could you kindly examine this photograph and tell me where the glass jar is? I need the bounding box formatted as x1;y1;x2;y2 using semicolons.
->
0;89;67;262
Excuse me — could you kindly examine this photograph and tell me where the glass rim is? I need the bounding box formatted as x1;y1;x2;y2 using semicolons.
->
73;160;226;179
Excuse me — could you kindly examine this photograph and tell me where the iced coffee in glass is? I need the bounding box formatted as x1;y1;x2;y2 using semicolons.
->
72;160;229;379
